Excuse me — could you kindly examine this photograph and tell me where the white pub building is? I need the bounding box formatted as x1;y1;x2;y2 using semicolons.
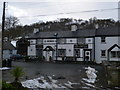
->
26;26;120;63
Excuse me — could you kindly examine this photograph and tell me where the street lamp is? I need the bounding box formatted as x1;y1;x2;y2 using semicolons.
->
54;33;58;61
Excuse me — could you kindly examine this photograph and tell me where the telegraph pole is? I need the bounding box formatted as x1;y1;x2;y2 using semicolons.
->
2;2;6;61
2;2;6;32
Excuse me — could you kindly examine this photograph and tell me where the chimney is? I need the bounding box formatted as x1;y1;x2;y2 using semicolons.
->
33;28;39;34
95;24;99;30
71;24;77;31
4;37;8;41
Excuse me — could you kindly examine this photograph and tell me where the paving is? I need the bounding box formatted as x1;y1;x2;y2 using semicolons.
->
2;61;108;89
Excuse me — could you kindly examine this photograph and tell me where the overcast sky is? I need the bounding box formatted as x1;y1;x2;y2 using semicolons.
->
0;0;119;25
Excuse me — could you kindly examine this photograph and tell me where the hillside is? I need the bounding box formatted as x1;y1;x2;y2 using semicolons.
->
3;17;119;40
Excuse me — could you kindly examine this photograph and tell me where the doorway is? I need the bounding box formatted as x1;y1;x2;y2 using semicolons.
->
84;49;91;62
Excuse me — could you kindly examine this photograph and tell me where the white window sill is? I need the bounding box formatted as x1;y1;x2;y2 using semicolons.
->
111;57;120;58
101;56;106;58
101;42;106;44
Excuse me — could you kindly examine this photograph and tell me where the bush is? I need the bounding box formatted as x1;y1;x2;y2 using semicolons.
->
24;56;29;61
42;56;45;61
2;81;15;90
2;81;28;90
10;66;25;82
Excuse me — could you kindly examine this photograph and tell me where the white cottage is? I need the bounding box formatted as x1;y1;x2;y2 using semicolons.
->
3;41;17;59
27;26;120;63
95;27;120;63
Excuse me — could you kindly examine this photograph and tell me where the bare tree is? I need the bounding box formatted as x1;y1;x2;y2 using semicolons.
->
5;16;20;30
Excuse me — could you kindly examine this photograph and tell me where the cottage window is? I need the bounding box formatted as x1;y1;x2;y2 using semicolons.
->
111;51;120;58
74;49;80;57
118;51;120;58
101;37;106;43
58;49;66;57
9;50;12;54
101;50;106;57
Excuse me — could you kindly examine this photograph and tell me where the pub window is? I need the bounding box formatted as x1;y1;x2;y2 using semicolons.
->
30;41;33;43
74;49;80;57
77;38;85;44
88;39;91;42
101;37;106;43
101;50;106;57
58;39;65;44
111;51;120;58
70;40;72;42
58;49;66;57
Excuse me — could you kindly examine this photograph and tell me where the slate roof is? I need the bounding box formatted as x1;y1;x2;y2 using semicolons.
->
28;26;119;39
3;41;16;50
95;26;120;36
29;29;95;39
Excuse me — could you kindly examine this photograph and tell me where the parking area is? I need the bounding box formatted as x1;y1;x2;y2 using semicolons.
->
2;61;108;89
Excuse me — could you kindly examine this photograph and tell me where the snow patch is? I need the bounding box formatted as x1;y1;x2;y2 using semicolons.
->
84;82;95;88
64;81;80;88
21;76;81;89
83;66;97;83
21;76;66;89
0;67;10;70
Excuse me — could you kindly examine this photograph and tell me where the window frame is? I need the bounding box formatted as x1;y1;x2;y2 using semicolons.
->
117;51;120;58
111;51;120;58
9;50;12;54
58;49;66;57
74;49;80;57
101;37;106;43
101;50;106;57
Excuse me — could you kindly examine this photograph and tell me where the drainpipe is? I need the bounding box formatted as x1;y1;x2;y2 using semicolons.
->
54;33;58;61
107;50;109;61
94;27;97;62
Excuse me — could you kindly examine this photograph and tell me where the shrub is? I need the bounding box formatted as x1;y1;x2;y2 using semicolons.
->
10;66;25;82
2;81;15;90
24;56;29;61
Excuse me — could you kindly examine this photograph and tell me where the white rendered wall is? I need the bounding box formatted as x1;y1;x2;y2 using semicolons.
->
85;38;93;44
3;50;17;59
28;39;36;56
3;50;10;59
28;45;36;56
58;44;74;56
95;36;120;63
29;39;36;44
66;38;77;44
13;50;17;54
